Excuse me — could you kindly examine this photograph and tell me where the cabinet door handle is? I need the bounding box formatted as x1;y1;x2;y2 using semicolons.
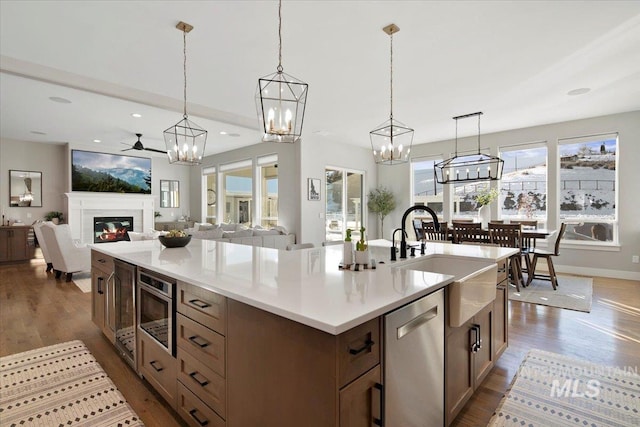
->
373;382;384;426
349;339;374;355
149;360;163;372
97;277;104;295
189;371;210;387
470;325;479;353
188;335;210;348
98;258;106;264
189;298;211;309
188;409;209;426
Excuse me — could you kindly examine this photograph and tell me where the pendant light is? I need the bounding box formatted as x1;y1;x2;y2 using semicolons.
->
434;112;504;183
256;0;308;143
370;23;413;165
164;21;207;165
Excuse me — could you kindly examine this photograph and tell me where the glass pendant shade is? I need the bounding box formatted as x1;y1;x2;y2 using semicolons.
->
256;70;308;143
370;118;413;165
163;116;207;165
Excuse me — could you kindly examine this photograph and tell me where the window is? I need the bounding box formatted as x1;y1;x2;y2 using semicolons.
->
203;166;217;224
258;155;278;228
559;134;618;243
449;150;492;219
325;168;364;241
221;160;253;225
499;143;547;226
411;157;444;218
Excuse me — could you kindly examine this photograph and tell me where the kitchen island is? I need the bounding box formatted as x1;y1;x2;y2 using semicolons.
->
91;239;517;427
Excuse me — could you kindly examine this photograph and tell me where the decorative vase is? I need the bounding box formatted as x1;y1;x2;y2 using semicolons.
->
343;241;353;266
51;218;59;225
478;205;491;228
355;249;370;266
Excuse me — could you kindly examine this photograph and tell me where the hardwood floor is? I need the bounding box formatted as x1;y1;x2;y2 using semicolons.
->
1;255;638;427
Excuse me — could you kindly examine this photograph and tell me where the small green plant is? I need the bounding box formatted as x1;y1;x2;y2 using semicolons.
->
367;186;396;239
356;227;367;251
475;188;499;207
44;211;64;221
154;211;162;218
345;229;352;242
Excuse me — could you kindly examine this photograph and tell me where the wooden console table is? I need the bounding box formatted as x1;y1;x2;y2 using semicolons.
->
0;225;33;262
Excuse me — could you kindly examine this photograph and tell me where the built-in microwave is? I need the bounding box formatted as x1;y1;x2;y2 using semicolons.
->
137;268;176;356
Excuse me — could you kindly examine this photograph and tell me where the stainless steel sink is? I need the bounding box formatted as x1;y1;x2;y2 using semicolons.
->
395;255;497;327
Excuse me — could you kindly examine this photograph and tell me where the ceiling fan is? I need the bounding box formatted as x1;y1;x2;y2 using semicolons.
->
121;133;166;154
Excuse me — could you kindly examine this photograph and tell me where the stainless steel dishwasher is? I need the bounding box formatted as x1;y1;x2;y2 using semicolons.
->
384;289;444;427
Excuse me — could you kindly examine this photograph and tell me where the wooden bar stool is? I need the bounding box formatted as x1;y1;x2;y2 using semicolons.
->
526;223;567;290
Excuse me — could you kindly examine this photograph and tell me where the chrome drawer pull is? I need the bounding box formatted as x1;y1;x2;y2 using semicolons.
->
189;298;211;309
149;360;163;372
188;408;209;426
188;335;210;348
189;371;210;387
349;339;374;355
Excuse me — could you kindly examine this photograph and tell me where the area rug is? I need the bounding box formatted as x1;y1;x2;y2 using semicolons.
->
0;340;144;426
509;275;593;312
72;271;92;293
488;349;639;426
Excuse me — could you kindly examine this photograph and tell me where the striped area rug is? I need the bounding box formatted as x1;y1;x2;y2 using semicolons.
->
0;340;143;426
488;349;639;426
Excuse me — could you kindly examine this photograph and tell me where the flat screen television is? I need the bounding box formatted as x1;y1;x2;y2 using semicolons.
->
71;150;151;194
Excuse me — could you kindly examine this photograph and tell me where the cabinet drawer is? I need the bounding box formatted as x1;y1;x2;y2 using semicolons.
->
177;382;226;427
138;330;177;407
177;281;226;336
178;347;226;419
91;250;114;273
177;313;225;377
496;258;508;283
337;317;381;388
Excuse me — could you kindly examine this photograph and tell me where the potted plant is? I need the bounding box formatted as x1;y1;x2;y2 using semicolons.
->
367;186;396;239
45;211;64;225
475;187;499;227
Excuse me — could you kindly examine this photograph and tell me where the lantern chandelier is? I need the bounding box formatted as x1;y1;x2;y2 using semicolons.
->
370;23;414;165
434;112;504;184
163;21;207;165
256;0;308;143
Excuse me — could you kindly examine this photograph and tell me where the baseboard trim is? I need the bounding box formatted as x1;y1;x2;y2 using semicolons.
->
549;264;640;281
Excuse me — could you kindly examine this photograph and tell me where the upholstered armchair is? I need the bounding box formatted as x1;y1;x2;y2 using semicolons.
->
32;221;55;272
39;223;91;282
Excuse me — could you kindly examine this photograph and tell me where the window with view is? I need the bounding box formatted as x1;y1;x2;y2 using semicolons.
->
499;144;547;226
258;155;278;228
325;168;364;242
412;158;444;218
204;168;217;224
559;134;617;243
221;160;253;225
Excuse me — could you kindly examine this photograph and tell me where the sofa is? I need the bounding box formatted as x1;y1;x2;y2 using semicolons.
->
188;223;295;250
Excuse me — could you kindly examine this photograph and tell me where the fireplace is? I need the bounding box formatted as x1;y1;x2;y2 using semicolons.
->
94;216;134;243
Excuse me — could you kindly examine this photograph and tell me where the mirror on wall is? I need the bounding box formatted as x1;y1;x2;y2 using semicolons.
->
9;170;42;207
160;180;180;208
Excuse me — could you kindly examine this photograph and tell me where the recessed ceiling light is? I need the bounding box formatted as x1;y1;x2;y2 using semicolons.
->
30;130;47;135
93;139;101;143
567;88;591;96
131;113;142;118
219;131;228;135
228;133;241;137
49;96;72;103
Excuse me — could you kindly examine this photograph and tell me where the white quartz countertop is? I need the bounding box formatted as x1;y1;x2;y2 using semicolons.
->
90;239;517;335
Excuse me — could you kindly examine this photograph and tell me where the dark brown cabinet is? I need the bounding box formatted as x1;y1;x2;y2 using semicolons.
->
0;226;31;262
339;365;383;427
91;250;115;343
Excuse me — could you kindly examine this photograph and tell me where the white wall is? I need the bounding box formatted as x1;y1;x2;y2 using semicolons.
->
380;111;640;280
0;138;192;226
299;135;378;246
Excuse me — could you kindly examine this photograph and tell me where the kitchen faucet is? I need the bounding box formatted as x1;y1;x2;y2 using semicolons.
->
400;203;440;259
391;228;407;261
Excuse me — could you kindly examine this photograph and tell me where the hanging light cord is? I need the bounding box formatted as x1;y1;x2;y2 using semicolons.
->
389;31;393;120
277;0;283;72
454;118;459;156
477;113;481;154
182;27;188;118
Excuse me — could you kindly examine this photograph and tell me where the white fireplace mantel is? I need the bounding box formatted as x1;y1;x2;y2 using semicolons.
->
65;193;155;244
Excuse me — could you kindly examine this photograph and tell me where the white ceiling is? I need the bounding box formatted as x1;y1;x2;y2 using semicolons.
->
1;1;640;157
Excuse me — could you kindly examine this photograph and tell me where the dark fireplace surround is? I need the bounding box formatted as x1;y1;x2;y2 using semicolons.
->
94;216;133;243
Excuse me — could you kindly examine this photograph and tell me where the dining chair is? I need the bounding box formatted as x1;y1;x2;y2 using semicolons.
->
510;220;538;273
412;219;425;241
489;222;524;291
452;222;485;244
526;223;567;290
422;221;449;242
286;243;315;250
